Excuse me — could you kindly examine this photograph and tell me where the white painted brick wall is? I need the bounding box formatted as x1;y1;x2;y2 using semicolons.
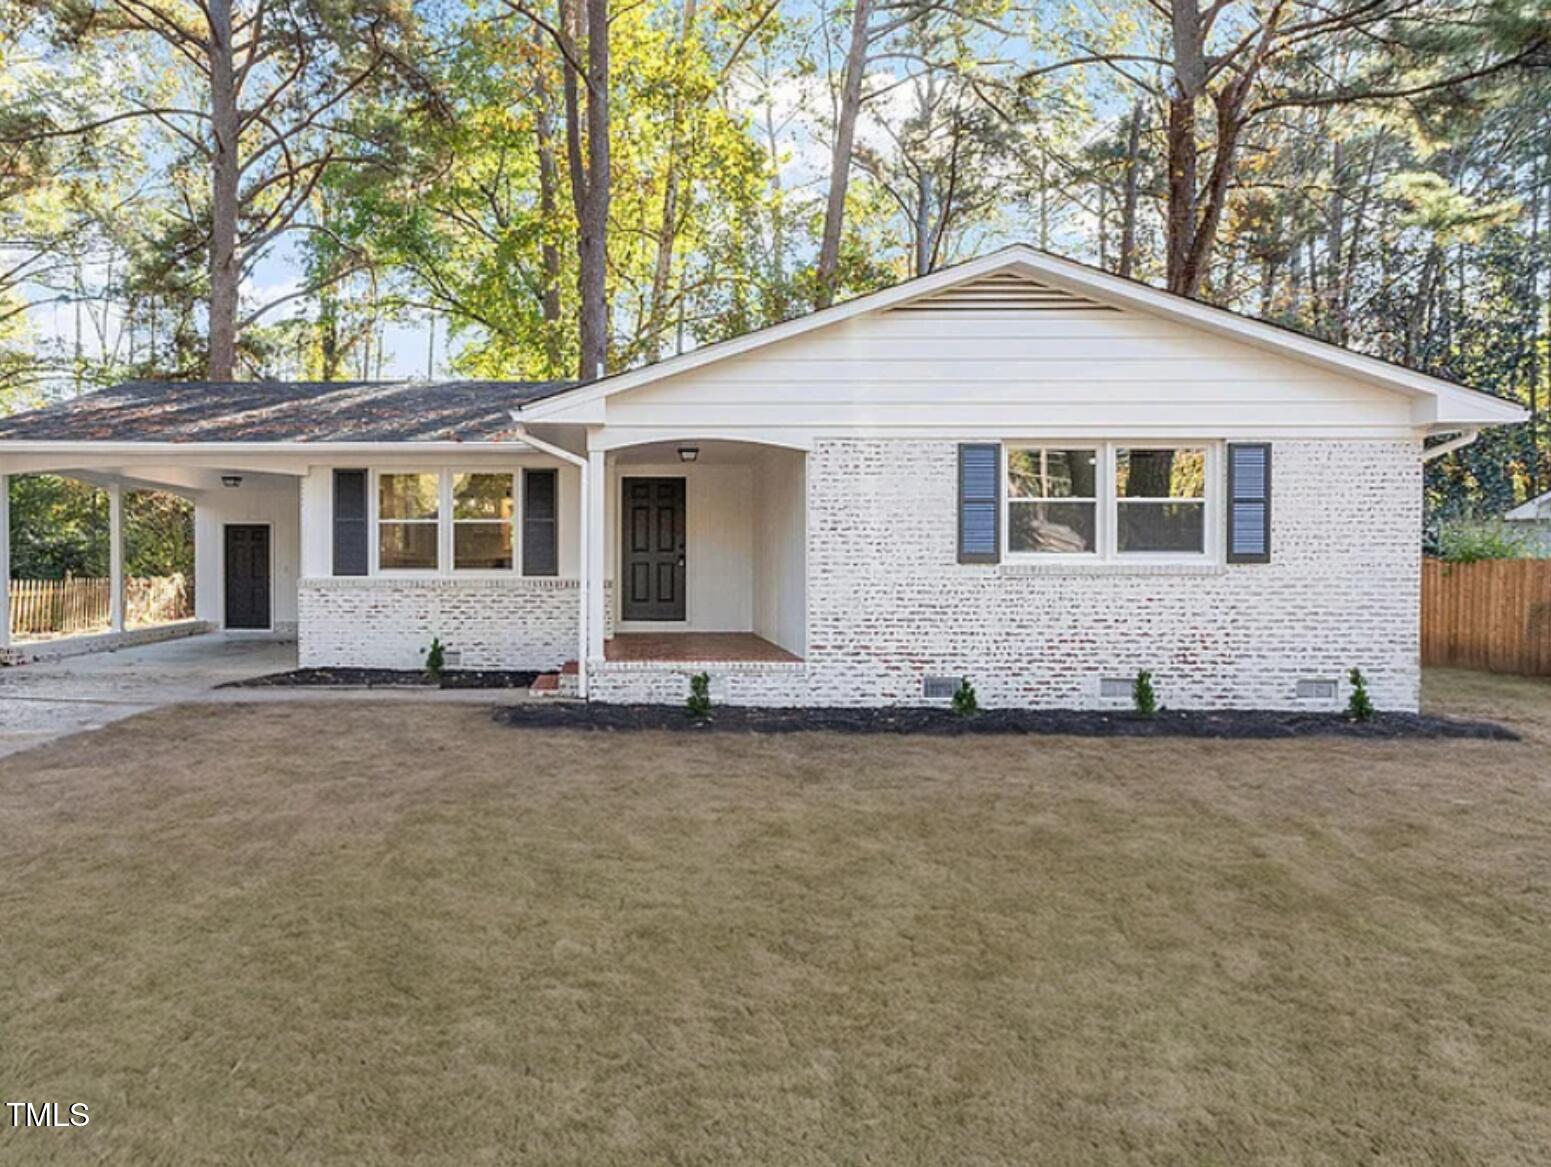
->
298;440;1422;711
800;438;1422;712
587;660;807;706
298;577;581;671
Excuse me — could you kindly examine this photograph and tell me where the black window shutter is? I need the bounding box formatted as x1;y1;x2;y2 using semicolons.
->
332;469;369;576
522;468;559;576
958;444;1001;564
1227;443;1272;564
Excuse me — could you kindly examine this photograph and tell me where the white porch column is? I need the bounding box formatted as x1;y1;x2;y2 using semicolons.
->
108;482;125;633
0;474;10;651
586;446;607;662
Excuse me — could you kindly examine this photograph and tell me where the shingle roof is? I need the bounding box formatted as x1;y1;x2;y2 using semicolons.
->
0;379;579;443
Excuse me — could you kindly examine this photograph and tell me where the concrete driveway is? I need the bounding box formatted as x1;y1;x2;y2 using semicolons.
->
0;634;295;758
0;632;544;758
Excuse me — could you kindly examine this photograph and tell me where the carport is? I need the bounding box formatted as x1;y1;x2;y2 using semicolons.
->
0;379;567;666
0;455;302;662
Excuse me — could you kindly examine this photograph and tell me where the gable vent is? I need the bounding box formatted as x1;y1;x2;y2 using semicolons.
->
889;271;1118;314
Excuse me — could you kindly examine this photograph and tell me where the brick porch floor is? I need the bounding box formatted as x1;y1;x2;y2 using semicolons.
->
603;632;801;663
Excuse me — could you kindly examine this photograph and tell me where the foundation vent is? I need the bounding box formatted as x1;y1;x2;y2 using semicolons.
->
1296;678;1339;702
889;271;1118;314
922;675;960;700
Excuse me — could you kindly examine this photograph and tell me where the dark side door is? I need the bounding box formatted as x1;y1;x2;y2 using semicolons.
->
224;524;271;630
620;478;686;621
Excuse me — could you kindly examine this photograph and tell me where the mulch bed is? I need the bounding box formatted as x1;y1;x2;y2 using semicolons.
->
224;667;540;690
493;703;1518;740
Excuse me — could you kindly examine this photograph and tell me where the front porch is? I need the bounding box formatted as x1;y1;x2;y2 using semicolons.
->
604;631;800;663
575;438;810;703
591;439;808;659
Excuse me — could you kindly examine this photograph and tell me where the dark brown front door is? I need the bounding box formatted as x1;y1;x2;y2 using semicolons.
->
621;478;686;621
224;524;271;630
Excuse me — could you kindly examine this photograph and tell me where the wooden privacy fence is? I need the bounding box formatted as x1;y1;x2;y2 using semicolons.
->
1422;558;1551;676
8;573;193;640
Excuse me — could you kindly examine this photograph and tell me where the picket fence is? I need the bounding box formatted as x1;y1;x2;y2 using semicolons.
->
8;574;193;640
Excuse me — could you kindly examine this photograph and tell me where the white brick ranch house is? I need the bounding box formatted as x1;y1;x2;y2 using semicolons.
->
0;246;1526;710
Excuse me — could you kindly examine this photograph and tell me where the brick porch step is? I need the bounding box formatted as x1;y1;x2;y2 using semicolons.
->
530;662;580;698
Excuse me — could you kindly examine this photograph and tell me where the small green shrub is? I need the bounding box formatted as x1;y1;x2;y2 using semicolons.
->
423;637;446;683
1133;669;1157;717
1346;667;1374;721
950;676;978;717
1436;521;1530;564
686;672;712;717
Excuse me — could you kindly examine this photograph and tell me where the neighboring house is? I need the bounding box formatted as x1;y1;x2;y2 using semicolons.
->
1503;491;1551;555
0;246;1526;710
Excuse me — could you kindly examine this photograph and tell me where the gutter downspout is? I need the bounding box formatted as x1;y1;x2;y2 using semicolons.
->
1422;428;1480;463
512;419;590;699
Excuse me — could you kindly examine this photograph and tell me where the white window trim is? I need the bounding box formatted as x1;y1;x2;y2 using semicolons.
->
369;468;523;578
1001;441;1222;565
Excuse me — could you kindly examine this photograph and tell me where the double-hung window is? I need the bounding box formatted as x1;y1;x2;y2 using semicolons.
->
1115;447;1207;554
1007;447;1100;554
452;473;515;570
1004;443;1216;561
371;470;525;574
378;472;440;570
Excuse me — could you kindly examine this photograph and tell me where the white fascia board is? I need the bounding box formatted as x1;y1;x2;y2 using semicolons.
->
1415;390;1529;428
0;439;546;478
0;439;536;454
520;398;608;425
1505;492;1551;521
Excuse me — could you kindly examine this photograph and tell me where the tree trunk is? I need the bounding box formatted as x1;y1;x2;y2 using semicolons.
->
815;0;872;308
1163;0;1205;293
1175;83;1246;298
532;24;565;374
645;0;697;361
1324;138;1345;341
207;0;240;379
1164;93;1198;295
914;171;933;276
1259;255;1276;317
564;0;611;381
762;88;785;286
319;287;341;380
1118;102;1143;278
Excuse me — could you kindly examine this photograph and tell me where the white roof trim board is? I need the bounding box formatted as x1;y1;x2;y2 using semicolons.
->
519;244;1527;430
1505;490;1551;521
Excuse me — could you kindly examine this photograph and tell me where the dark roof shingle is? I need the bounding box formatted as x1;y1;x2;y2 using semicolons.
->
0;379;579;443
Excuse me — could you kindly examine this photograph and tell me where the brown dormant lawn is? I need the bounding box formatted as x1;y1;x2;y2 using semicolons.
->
3;670;1551;1164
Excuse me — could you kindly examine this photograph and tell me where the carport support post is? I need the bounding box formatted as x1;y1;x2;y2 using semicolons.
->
0;473;10;651
586;447;607;664
108;482;125;633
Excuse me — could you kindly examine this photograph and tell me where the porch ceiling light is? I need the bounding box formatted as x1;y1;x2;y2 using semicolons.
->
677;446;699;463
221;474;243;488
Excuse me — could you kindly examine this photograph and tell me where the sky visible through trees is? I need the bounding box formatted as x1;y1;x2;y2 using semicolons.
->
0;0;1547;523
